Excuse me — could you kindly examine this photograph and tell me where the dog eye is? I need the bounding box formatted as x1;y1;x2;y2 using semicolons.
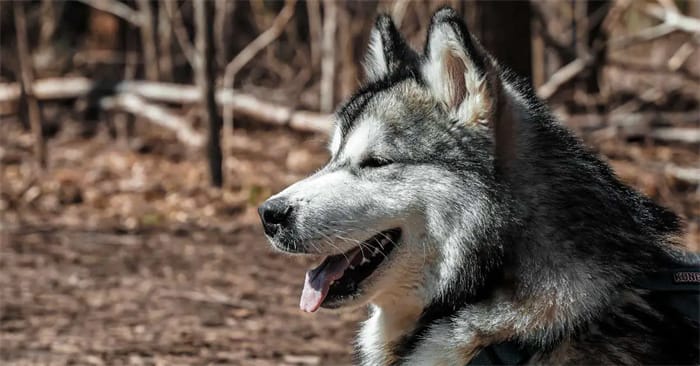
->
359;156;393;169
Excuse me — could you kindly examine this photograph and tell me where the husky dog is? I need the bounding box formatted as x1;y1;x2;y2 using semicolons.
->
259;7;699;365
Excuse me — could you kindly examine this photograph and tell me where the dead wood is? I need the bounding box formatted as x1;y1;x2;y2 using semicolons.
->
100;93;204;147
13;2;47;170
0;77;333;134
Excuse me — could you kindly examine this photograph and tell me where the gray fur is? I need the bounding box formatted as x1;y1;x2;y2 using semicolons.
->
261;7;699;365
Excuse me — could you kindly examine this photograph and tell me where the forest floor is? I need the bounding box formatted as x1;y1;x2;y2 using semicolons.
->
1;112;698;365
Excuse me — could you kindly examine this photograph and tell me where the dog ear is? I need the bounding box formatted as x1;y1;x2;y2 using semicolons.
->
423;7;517;173
364;14;417;81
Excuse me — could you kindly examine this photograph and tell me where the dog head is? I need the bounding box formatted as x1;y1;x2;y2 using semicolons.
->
260;7;520;312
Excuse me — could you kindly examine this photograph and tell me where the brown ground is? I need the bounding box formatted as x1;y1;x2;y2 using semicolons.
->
1;113;698;365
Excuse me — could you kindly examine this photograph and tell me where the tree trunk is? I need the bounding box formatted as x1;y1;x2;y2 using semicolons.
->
14;1;47;170
585;0;610;94
463;1;533;82
319;0;337;113
194;0;224;187
136;0;159;81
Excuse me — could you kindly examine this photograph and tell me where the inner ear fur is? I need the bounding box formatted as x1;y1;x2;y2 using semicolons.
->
364;14;418;81
423;7;519;174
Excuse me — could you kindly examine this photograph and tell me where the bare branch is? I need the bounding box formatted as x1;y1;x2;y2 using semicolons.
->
158;4;173;81
222;0;297;130
136;0;159;80
74;0;141;26
164;0;196;69
537;58;589;100
645;4;700;34
320;0;337;113
306;0;322;68
650;128;700;144
13;2;47;170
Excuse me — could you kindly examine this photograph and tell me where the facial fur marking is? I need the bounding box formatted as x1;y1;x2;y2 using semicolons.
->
341;117;384;163
329;126;342;157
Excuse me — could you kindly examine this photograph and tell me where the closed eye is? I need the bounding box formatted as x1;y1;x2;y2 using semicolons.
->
359;156;393;169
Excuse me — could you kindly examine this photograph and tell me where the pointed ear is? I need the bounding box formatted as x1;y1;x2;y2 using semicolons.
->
364;14;418;81
423;7;518;173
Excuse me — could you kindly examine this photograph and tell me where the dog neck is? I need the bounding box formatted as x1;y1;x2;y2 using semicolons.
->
357;293;424;365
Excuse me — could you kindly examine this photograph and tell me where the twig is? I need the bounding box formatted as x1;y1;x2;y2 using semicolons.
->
644;4;700;34
530;1;577;61
39;0;62;47
222;0;297;130
100;93;204;147
164;1;195;69
215;0;234;66
136;0;159;81
609;23;676;50
668;42;695;71
320;0;337;113
650;128;700;144
607;58;700;84
158;4;173;81
73;0;141;26
306;0;322;69
13;2;47;170
538;1;700;99
158;289;257;310
537;57;589;99
663;165;700;184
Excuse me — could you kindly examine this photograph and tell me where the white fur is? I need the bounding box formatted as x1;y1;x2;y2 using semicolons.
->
365;29;388;81
341;117;383;162
329;125;342;157
422;24;490;126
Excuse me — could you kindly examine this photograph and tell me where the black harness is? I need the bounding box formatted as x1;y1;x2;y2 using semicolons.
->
467;267;700;365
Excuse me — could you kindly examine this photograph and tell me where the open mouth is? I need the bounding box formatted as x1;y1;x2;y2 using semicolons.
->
299;228;401;312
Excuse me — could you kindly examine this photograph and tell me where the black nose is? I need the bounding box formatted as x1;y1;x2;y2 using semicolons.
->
258;198;293;236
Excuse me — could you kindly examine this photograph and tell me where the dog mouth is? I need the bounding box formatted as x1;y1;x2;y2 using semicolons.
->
299;228;401;312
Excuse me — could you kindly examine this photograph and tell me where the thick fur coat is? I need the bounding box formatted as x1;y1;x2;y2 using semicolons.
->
260;7;699;365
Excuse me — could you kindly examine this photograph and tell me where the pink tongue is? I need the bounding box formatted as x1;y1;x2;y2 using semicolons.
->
300;248;360;313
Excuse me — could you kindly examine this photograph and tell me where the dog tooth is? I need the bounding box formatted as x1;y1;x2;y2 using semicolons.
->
349;265;355;270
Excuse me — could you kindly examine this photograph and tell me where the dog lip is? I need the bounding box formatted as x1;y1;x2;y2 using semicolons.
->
319;228;402;309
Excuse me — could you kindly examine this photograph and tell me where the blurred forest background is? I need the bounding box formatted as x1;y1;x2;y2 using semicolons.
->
1;0;699;365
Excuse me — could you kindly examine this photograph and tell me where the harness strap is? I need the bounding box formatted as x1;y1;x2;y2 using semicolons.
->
467;341;532;366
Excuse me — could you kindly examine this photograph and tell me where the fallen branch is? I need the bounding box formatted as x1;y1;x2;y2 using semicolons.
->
218;91;332;132
566;111;700;131
158;289;257;310
663;164;700;184
0;77;333;134
650;127;700;144
100;93;204;147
